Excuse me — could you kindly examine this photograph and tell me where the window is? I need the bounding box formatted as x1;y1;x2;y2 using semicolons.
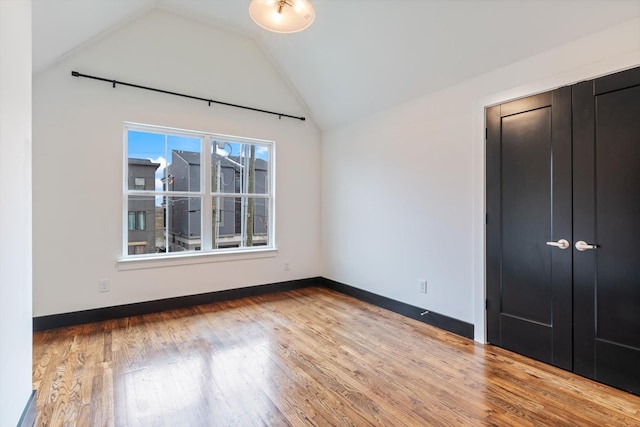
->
128;211;146;231
128;211;135;231
134;177;146;190
136;211;145;230
124;123;274;258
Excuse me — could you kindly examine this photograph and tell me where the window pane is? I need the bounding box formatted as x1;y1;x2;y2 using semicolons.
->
127;195;156;254
127;131;164;191
127;130;202;193
247;197;270;247
211;141;269;195
212;196;269;249
214;196;241;249
165;196;202;252
166;135;202;192
127;195;202;255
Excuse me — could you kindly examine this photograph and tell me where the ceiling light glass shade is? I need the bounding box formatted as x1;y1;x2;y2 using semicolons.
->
249;0;315;33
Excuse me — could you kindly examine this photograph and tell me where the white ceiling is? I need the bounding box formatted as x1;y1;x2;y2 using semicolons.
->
33;0;640;130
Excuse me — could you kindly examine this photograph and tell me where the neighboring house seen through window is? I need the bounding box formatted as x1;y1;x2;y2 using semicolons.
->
124;123;274;257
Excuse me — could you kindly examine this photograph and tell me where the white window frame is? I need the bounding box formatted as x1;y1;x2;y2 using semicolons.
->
121;122;276;263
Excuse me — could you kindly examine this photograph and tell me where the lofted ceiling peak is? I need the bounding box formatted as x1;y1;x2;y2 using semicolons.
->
33;0;640;130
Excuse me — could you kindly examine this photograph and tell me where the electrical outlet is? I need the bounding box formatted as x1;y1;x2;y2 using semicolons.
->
419;280;427;294
98;279;110;293
284;262;291;271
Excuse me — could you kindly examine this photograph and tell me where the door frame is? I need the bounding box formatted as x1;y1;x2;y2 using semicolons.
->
473;55;640;343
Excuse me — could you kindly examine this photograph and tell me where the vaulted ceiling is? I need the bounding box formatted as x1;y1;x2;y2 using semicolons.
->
33;0;640;130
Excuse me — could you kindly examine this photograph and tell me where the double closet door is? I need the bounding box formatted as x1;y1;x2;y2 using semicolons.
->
486;66;640;394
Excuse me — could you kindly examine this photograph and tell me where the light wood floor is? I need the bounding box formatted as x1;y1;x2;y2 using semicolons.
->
33;287;640;426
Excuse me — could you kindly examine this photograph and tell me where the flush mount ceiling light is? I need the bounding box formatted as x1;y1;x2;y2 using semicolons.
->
249;0;315;33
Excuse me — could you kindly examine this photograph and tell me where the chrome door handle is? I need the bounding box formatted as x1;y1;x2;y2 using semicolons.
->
546;239;570;250
575;240;597;251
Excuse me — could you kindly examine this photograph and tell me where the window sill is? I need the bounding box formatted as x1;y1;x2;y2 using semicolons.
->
117;247;278;271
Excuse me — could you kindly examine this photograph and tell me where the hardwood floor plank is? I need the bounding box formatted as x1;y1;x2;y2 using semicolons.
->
33;287;640;426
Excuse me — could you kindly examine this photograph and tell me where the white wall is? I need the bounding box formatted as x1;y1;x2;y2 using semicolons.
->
33;9;322;317
32;6;640;345
0;0;33;425
322;17;640;342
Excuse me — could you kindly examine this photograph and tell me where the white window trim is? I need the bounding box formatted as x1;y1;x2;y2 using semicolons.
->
117;247;278;271
121;122;276;265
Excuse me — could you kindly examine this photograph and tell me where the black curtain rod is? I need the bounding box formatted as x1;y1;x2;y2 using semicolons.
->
71;71;306;122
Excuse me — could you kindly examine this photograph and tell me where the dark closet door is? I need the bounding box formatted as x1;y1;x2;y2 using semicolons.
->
573;67;640;394
486;87;573;370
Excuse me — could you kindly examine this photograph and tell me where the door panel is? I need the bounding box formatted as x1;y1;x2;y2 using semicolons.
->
486;88;573;370
501;108;552;324
596;85;640;349
573;67;640;394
